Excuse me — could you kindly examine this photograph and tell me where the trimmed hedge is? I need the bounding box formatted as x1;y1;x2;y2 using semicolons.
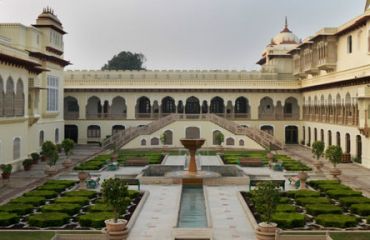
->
286;190;320;199
271;213;305;228
326;189;362;199
0;212;19;226
88;203;113;212
0;203;34;215
45;180;76;188
279;197;291;204
315;214;358;228
275;155;312;171
79;212;114;228
24;190;58;199
55;196;90;205
10;196;46;206
128;190;140;199
367;216;370;224
295;197;330;206
74;155;109;171
276;204;296;213
306;204;342;216
339;197;370;207
350;204;370;216
41;203;81;215
308;180;340;188
28;212;70;227
37;184;68;193
64;190;97;198
317;184;351;192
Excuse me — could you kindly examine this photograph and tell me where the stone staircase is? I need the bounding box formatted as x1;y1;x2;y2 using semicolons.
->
102;114;284;150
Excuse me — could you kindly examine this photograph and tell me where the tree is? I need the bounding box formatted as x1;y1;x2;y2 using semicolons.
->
251;181;280;224
62;138;75;157
325;145;342;168
312;141;325;161
102;51;146;70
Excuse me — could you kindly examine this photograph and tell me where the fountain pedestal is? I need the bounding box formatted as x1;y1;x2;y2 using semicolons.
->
180;139;206;175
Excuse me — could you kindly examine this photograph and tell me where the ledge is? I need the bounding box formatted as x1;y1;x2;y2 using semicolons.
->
0;116;27;124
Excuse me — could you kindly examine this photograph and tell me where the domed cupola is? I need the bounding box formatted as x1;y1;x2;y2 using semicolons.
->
272;17;299;45
33;6;66;34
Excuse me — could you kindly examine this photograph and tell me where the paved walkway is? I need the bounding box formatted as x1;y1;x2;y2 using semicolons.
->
284;145;370;196
0;144;102;203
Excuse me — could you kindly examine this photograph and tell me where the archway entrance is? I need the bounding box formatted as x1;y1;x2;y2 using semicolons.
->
65;125;78;143
185;97;200;114
356;135;362;163
285;126;298;144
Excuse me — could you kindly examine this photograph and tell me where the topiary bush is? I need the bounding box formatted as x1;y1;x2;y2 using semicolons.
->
308;180;340;189
339;197;370;207
295;197;330;206
37;184;68;193
64;190;97;198
28;212;70;227
279;197;291;204
326;189;362;199
87;203;113;212
0;212;19;226
24;190;58;199
350;204;370;216
286;190;320;199
317;184;351;192
306;204;342;216
55;196;90;205
78;212;114;228
276;204;296;213
315;214;358;228
10;196;46;206
41;203;81;215
271;213;305;228
0;203;34;215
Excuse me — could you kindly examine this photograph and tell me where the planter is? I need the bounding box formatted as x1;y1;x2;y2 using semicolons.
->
44;165;57;176
40;155;47;162
78;171;90;189
313;161;324;173
298;171;308;189
105;219;128;240
1;172;11;179
23;165;32;171
330;168;342;179
62;159;73;168
32;159;39;164
111;153;118;162
255;222;277;240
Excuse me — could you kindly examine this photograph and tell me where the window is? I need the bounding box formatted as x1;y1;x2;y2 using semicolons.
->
47;75;59;111
347;35;353;54
39;131;44;146
13;137;20;160
87;125;100;138
55;128;59;143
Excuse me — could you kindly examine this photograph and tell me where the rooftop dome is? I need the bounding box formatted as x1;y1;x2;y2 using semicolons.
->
33;7;65;34
272;17;299;45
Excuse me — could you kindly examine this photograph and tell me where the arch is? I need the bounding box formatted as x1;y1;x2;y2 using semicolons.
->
185;97;200;114
55;128;59;143
151;137;159;145
65;125;78;143
112;125;125;135
284;97;299;118
39;130;44;147
137;96;151;114
64;96;79;119
161;97;176;114
336;131;341;147
302;126;306;145
260;125;274;136
345;133;351;154
111;96;127;118
185;127;200;139
13;137;20;160
320;129;324;142
213;130;222;145
356;135;362;163
308;127;311;146
210;97;224;114
0;76;3;117
259;97;274;119
235;97;249;114
202;100;208;114
328;94;333;115
285;126;298;144
14;79;24;116
87;125;101;139
328;130;332;146
141;139;147;146
4;77;15;116
162;130;173;145
226;137;235;146
86;96;101;118
314;128;317;142
239;139;245;146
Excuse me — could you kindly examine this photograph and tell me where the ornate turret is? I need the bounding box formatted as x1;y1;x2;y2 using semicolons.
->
272;17;299;45
33;6;66;34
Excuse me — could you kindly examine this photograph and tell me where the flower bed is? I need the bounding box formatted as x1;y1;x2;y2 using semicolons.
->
350;204;370;216
305;204;342;216
24;190;58;199
41;203;81;215
0;213;19;226
271;212;305;228
275;155;312;171
0;203;34;215
74;155;110;171
117;150;165;165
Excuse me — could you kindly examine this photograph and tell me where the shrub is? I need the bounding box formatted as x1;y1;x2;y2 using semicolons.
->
339;197;370;207
128;190;140;199
287;190;320;199
271;213;305;229
326;189;362;199
295;197;330;206
0;203;34;215
0;212;19;226
279;197;290;204
276;204;296;213
45;180;77;188
350;204;370;216
79;212;114;228
325;145;342;168
62;138;75;157
64;190;97;198
308;180;340;189
28;212;70;227
37;184;67;193
41;203;81;215
24;190;58;199
367;216;370;224
306;204;342;216
10;196;45;206
315;214;358;228
88;203;113;212
317;184;351;192
251;181;280;223
55;196;90;205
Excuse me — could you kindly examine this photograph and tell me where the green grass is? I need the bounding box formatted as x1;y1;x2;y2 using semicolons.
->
0;231;55;240
330;232;370;240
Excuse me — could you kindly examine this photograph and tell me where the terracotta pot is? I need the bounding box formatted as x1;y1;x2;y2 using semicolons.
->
313;161;324;173
256;222;277;240
63;158;73;168
330;168;342;179
111;153;118;162
266;152;274;161
78;171;90;182
32;159;39;164
44;165;57;176
298;171;308;189
41;155;47;162
24;165;32;171
105;219;128;240
1;172;11;179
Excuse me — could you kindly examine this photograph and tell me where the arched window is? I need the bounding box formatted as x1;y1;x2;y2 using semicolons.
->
87;125;101;138
64;96;79;119
259;97;274;119
226;137;235;146
202;101;208;114
213;130;222;145
328;130;332;146
162;130;173;145
261;125;274;136
161;97;176;114
285;126;298;144
177;100;184;114
314;128;317;142
336;132;341;147
15;79;24;116
239;139;244;146
320;129;324;142
151;137;159;145
55;128;59;143
86;96;101;118
111;96;126;118
185;97;200;114
185;127;200;139
356;135;362;163
0;76;4;117
4;77;15;116
235;97;248;113
210;97;224;114
345;133;351;154
137;96;151;113
112;125;125;135
141;139;146;146
39;130;44;147
284;97;299;119
13;137;21;160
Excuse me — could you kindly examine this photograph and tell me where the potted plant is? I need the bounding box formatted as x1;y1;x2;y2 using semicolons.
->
215;131;224;154
42;141;59;176
102;178;131;240
30;152;40;164
325;145;343;179
40;151;47;162
252;181;280;240
312;141;325;173
62;138;75;168
160;133;168;153
0;164;12;179
22;159;33;171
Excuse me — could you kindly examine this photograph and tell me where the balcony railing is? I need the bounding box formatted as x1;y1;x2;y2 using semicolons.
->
64;112;79;120
86;113;127;120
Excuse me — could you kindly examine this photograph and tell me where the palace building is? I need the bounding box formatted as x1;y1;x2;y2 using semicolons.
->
1;6;370;168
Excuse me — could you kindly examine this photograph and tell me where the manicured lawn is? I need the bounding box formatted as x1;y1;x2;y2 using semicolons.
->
0;231;55;240
330;232;370;240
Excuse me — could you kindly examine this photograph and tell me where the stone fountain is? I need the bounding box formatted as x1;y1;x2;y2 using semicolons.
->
180;138;206;175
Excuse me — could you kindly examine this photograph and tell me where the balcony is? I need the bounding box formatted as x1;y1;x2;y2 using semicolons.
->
86;113;127;120
317;58;336;71
64;112;79;120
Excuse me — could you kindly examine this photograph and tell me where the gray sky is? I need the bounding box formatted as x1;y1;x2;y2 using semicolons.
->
0;0;366;70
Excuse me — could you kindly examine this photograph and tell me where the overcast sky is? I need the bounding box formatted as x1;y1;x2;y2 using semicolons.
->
0;0;366;70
